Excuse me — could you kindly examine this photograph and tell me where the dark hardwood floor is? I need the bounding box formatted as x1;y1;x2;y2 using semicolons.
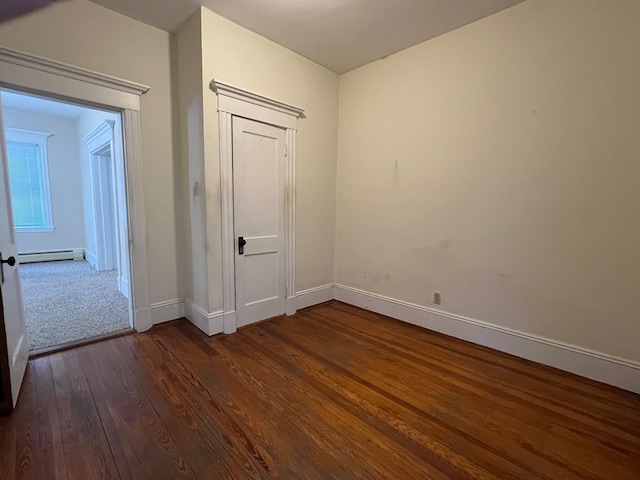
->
1;301;638;479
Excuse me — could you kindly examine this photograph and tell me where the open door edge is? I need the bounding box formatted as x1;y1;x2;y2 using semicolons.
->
0;291;14;415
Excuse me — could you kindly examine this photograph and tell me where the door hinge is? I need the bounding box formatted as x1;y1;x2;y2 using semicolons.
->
284;145;288;157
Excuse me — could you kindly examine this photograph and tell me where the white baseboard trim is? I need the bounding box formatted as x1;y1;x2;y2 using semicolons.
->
134;307;152;332
295;284;335;310
334;284;640;394
18;248;84;263
223;310;237;334
183;299;223;336
151;299;185;325
285;296;296;316
85;249;98;268
119;276;130;299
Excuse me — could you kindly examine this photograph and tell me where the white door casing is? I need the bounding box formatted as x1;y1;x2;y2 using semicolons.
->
83;120;131;300
84;121;119;269
211;79;304;334
233;117;286;327
0;47;152;342
0;95;28;408
92;148;117;270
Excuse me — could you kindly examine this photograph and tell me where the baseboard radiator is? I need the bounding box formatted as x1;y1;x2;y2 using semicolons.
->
18;248;84;264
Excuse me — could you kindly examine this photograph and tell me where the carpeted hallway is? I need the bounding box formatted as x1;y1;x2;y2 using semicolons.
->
19;260;130;351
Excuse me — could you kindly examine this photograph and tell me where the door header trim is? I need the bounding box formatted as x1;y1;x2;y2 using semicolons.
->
210;79;305;130
0;47;150;97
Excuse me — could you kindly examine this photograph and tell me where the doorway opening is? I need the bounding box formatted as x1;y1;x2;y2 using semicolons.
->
1;89;132;353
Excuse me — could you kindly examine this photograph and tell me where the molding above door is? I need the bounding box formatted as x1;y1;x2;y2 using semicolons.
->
212;80;304;334
0;47;149;97
210;79;304;129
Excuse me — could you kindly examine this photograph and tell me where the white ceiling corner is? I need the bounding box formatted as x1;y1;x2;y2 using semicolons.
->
89;0;524;74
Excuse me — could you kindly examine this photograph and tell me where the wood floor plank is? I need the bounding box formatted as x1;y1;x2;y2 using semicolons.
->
107;336;233;479
1;301;638;480
166;322;390;480
146;329;312;480
34;357;68;480
325;303;640;420
276;309;638;479
119;332;274;480
50;349;120;480
247;319;531;480
223;329;462;480
329;302;639;409
14;362;37;480
0;411;17;480
77;342;165;480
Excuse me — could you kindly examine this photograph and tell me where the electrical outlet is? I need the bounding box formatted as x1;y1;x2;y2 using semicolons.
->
433;291;441;305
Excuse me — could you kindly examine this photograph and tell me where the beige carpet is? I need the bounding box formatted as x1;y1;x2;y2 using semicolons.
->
19;260;130;350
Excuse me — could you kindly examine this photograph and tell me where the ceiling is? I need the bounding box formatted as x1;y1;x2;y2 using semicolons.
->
1;90;90;119
89;0;524;74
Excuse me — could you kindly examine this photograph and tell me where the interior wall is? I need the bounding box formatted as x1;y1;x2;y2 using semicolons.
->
175;9;208;311
2;108;85;253
0;0;181;305
335;0;640;362
200;8;340;312
76;108;127;287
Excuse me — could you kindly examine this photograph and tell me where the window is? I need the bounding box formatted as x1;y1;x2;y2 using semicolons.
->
5;128;54;232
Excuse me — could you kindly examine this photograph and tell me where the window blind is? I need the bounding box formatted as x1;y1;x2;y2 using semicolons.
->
6;140;47;229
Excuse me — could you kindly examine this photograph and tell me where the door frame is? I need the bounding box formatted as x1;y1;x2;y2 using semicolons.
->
88;132;118;271
210;80;304;334
0;46;153;332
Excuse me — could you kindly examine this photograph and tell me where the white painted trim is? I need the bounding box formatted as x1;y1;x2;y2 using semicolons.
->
219;111;236;334
17;248;83;263
150;299;185;325
183;300;224;336
223;311;237;334
0;47;149;96
4;127;52;143
295;284;335;310
84;249;98;268
214;82;302;333
121;109;151;332
119;276;129;299
334;284;640;394
210;79;304;119
285;128;296;316
81;119;115;144
83;120;118;272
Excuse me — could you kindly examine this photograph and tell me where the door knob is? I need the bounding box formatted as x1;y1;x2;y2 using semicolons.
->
238;236;246;255
1;255;15;267
0;252;16;284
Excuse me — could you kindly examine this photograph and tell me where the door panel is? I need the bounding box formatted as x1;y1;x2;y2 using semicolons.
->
0;94;28;410
233;117;285;327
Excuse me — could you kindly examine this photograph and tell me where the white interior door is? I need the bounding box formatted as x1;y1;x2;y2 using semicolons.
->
233;117;286;328
0;97;28;409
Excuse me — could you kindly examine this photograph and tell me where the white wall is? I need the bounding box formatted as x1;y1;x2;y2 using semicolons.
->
175;10;208;311
199;8;339;312
0;0;181;306
3;108;85;253
336;0;640;362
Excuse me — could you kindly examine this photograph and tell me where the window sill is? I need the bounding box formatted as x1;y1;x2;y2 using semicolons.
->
16;227;55;233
